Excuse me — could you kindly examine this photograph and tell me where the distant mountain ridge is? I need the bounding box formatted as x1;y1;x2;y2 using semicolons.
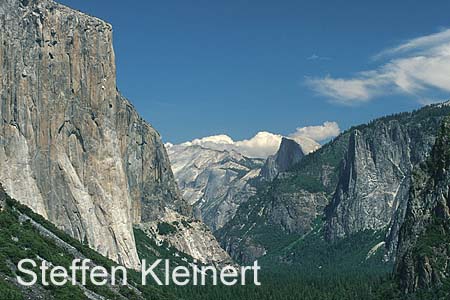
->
217;102;450;264
166;143;265;231
166;135;315;232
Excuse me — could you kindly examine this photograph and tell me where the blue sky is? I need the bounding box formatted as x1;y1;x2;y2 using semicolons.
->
59;0;450;144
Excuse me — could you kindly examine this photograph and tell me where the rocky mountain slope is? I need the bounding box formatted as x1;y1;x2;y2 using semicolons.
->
166;136;315;233
0;0;228;269
217;102;450;264
0;185;182;300
166;143;264;231
395;116;450;294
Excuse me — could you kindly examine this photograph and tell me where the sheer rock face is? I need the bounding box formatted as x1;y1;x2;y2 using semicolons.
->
325;115;444;258
0;0;188;269
260;137;305;181
395;118;450;293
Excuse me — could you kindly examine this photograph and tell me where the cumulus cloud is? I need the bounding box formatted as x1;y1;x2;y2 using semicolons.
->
233;132;286;158
289;121;340;142
167;122;340;159
180;135;235;151
173;132;284;158
307;28;450;104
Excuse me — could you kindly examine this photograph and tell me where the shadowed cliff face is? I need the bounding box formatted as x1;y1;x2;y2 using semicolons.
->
260;137;305;181
0;0;189;269
395;117;450;293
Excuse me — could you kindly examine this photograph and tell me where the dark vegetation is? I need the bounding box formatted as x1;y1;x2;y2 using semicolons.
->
0;187;175;300
157;222;178;235
167;222;397;300
1;188;403;300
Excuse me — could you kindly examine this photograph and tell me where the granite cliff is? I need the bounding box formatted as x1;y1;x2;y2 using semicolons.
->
325;105;449;259
0;0;228;269
260;137;305;181
395;116;450;294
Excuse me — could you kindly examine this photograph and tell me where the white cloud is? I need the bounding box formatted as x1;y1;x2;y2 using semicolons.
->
306;76;385;104
180;134;235;150
174;132;284;158
307;54;331;61
289;121;340;142
167;122;340;159
233;132;285;158
307;28;450;104
374;28;450;59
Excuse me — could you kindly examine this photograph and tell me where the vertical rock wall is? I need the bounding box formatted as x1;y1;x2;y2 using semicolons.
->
0;0;186;269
